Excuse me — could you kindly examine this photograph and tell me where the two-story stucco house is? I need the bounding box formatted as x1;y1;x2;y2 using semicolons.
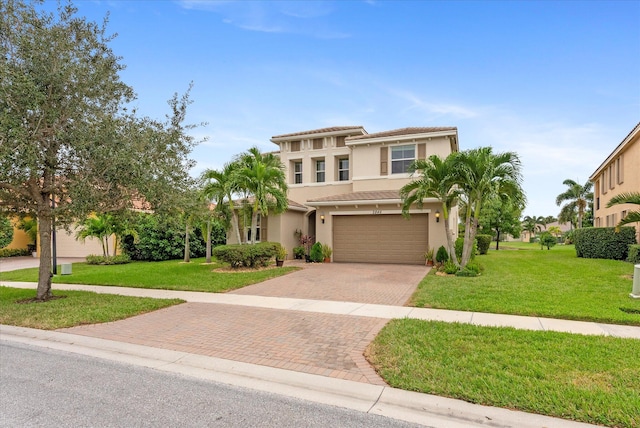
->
231;126;460;265
590;122;640;242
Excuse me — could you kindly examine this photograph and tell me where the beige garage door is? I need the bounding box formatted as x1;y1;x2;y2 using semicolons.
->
333;214;428;264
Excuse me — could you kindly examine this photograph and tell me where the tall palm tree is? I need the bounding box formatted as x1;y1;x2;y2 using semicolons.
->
606;192;640;228
237;147;288;244
400;155;461;266
202;161;243;245
555;179;593;229
76;214;114;257
454;147;524;267
522;215;542;238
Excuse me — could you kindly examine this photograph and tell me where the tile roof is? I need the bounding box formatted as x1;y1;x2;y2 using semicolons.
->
346;127;457;141
272;126;365;139
307;190;401;203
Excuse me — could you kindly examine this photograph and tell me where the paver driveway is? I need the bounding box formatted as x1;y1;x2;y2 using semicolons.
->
231;262;428;306
60;263;427;385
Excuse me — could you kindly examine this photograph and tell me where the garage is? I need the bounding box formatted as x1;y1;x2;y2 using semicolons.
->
332;214;428;264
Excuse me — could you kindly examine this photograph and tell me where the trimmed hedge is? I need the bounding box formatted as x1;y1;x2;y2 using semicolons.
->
213;242;279;268
574;227;637;260
627;245;640;264
476;234;492;255
0;248;31;258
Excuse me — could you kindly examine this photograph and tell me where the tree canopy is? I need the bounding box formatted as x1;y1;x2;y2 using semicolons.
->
555;179;593;229
0;0;201;299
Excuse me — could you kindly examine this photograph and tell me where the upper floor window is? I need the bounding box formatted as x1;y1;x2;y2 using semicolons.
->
336;136;346;147
316;159;325;183
290;141;301;152
293;161;302;184
391;145;415;174
338;158;349;181
313;138;323;150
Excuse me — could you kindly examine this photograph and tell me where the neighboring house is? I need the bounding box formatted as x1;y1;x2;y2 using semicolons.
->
230;126;460;265
520;221;572;243
589;122;640;242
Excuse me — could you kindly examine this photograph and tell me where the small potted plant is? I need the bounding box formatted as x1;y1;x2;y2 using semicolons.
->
275;245;287;267
321;244;333;263
424;248;434;266
293;246;305;259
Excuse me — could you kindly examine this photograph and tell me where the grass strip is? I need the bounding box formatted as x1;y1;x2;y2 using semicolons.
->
0;258;299;293
411;244;640;325
0;286;183;330
367;319;640;428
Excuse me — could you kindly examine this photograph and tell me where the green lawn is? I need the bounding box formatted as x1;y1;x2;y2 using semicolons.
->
0;286;183;329
0;258;299;293
367;319;640;428
411;244;640;325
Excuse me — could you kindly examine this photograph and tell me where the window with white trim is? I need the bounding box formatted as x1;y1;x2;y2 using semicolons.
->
247;214;261;242
293;161;302;184
391;145;415;174
338;158;349;181
316;159;325;183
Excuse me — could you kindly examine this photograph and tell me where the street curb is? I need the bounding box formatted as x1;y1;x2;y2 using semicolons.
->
1;325;597;428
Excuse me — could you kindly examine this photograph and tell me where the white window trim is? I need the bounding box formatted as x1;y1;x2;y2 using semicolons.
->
390;144;416;174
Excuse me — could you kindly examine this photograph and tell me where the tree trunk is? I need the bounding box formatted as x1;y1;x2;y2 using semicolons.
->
461;215;478;268
231;210;242;244
495;230;501;250
37;212;53;300
443;211;459;267
250;210;258;244
205;219;212;264
183;222;190;263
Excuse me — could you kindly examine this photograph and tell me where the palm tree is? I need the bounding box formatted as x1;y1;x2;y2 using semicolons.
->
76;214;114;257
237;147;288;244
555;179;593;229
202;161;243;245
606;192;640;228
522;215;542;239
400;154;461;266
453;147;524;267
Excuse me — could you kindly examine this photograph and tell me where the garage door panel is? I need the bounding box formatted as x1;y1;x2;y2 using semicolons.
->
333;214;428;265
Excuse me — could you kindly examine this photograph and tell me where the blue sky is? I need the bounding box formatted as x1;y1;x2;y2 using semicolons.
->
43;0;639;218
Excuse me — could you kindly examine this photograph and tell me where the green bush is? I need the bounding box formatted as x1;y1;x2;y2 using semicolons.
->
309;242;324;263
563;230;575;245
574;227;637;260
121;213;206;261
0;216;13;249
539;232;557;250
293;246;305;259
85;254;131;265
213;242;279;268
442;260;458;274
455;267;478;277
627;245;640;264
464;261;483;275
0;248;31;258
476;234;492;255
435;245;448;264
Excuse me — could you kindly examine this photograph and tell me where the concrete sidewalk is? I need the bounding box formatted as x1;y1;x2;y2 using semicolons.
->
3;281;640;339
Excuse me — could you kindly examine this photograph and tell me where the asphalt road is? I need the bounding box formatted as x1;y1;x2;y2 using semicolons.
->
0;341;424;428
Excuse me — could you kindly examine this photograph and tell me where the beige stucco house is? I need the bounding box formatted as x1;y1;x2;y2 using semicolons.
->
590;122;640;242
231;126;460;265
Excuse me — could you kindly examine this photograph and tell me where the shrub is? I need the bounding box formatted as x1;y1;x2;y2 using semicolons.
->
213;242;279;268
476;234;492;255
0;248;30;258
85;254;131;265
563;230;575;245
293;246;305;259
539;232;557;250
0;216;13;249
121;213;206;261
442;260;458;274
464;261;483;275
627;245;640;264
309;242;324;263
455;268;478;277
435;245;449;264
574;227;637;260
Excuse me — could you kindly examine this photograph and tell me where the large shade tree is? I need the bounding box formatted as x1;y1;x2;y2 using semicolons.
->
555;179;593;229
0;1;199;300
479;195;524;250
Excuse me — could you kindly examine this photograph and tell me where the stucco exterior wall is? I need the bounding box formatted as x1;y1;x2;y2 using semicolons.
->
5;216;31;250
591;123;640;242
